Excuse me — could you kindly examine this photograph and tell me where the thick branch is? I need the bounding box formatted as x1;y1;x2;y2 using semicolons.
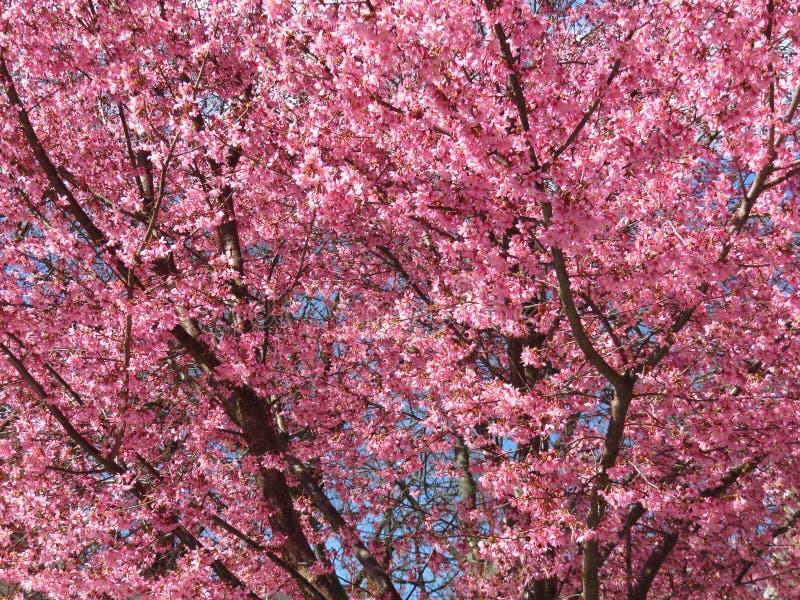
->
0;341;254;594
484;0;539;168
455;435;477;508
286;457;402;600
0;52;139;287
551;247;628;389
599;461;688;567
629;531;678;600
699;459;758;499
169;327;348;600
0;341;124;476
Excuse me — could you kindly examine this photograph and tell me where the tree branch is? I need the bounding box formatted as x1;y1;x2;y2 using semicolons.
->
0;340;258;596
629;531;678;600
484;0;540;168
551;247;628;389
0;51;140;288
551;57;623;161
286;457;402;600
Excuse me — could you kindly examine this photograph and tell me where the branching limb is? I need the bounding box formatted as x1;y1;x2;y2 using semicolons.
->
551;247;628;389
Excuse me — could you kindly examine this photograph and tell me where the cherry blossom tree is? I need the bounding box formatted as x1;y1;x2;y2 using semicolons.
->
0;0;798;598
